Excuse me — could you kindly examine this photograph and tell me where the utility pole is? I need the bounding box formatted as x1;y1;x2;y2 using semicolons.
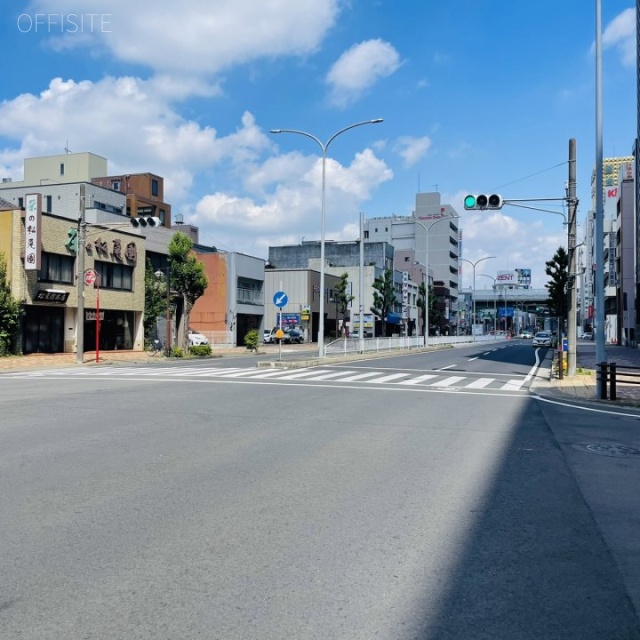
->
75;183;86;365
567;138;578;376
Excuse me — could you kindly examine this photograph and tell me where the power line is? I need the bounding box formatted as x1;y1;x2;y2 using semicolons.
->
490;160;568;192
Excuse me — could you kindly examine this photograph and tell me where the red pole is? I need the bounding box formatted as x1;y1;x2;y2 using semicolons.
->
95;278;100;363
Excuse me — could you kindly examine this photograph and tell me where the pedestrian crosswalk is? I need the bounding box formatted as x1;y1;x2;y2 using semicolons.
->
4;365;530;392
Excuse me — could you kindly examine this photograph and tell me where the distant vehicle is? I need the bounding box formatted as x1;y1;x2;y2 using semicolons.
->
283;328;304;344
187;330;209;346
582;331;593;340
263;329;274;344
532;331;552;348
519;330;533;339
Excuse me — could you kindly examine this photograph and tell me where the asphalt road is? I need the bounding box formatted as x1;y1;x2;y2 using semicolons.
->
1;347;639;639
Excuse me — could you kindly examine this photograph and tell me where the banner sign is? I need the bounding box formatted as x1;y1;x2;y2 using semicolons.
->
24;193;42;270
496;270;518;285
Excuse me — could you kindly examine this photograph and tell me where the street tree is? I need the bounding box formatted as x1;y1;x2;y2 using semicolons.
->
545;246;568;326
370;269;396;337
416;281;441;336
143;261;168;344
168;232;208;348
332;272;354;336
0;252;23;356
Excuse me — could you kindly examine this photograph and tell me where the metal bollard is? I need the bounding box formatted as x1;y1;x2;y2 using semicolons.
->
598;362;608;400
557;349;563;380
610;362;617;401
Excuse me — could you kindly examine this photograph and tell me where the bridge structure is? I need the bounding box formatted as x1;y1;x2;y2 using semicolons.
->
462;287;551;334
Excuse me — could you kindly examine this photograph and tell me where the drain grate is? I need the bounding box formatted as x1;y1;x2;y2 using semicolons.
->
573;443;640;458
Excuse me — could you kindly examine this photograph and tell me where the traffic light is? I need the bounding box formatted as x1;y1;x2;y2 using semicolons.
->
130;216;161;228
65;227;78;253
463;194;504;210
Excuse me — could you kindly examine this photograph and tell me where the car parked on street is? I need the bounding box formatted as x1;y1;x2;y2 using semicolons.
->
532;331;552;348
263;329;274;344
187;330;209;346
283;328;304;344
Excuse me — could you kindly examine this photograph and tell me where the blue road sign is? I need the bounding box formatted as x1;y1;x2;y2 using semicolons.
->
273;291;288;308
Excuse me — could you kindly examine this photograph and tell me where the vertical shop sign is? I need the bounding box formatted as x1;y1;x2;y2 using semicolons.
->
24;193;42;270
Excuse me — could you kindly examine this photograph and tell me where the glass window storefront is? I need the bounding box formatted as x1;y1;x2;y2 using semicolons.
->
84;309;134;351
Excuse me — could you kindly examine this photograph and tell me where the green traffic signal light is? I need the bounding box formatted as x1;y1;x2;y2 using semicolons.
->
464;195;476;209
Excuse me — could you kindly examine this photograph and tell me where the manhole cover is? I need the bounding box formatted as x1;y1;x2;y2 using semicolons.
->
573;443;640;458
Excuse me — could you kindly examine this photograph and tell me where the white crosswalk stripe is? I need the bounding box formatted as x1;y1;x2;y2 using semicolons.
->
3;366;530;391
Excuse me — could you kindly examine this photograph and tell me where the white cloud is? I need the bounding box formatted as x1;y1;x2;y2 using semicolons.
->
394;136;432;167
0;76;270;200
326;39;401;107
189;147;393;247
24;0;340;75
600;7;635;67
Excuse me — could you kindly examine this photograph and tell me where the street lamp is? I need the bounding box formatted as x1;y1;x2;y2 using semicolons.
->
478;273;498;335
270;119;383;357
460;257;496;339
414;215;459;346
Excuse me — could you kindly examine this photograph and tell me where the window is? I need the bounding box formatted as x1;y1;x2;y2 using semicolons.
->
159;209;166;224
39;252;74;284
18;197;24;209
95;260;133;291
364;230;369;239
151;179;159;196
59;163;65;176
45;195;52;213
111;180;121;191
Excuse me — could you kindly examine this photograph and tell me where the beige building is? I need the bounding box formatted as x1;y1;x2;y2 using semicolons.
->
0;198;146;354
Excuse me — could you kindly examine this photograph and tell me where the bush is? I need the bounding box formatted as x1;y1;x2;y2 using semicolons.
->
189;344;212;357
244;329;260;351
170;346;184;358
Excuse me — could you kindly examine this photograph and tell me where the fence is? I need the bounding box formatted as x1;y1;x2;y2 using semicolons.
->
198;331;235;348
324;333;503;356
596;362;640;400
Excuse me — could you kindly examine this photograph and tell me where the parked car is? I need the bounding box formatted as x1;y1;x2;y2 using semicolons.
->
263;329;274;344
532;331;552;348
283;328;304;344
187;330;209;346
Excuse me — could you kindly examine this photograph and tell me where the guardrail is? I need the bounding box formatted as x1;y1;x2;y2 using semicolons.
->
324;334;504;356
597;362;640;400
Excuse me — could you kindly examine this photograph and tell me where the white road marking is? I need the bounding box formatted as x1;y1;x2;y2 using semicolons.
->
465;378;495;389
501;379;526;391
363;373;412;384
431;376;466;387
338;372;387;382
438;364;457;371
399;374;438;385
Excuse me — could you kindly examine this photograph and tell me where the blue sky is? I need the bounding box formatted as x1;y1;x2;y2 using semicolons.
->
0;1;636;289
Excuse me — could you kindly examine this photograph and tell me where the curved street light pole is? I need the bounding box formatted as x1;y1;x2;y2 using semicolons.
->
414;215;459;346
478;273;498;335
270;119;383;357
460;256;496;339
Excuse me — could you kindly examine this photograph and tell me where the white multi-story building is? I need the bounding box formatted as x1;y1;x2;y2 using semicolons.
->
363;191;460;332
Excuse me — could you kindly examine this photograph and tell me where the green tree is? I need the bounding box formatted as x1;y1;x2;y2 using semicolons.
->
332;272;354;336
416;281;440;336
545;246;568;325
143;260;168;344
370;269;396;337
168;232;208;348
0;253;23;356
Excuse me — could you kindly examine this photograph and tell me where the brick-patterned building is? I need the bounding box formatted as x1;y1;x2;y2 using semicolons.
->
0;198;146;354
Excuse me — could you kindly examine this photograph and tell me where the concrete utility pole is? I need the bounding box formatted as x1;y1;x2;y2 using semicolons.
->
75;183;86;365
594;0;607;395
567;139;578;376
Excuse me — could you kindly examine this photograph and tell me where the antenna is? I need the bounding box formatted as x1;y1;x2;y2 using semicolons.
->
64;141;72;154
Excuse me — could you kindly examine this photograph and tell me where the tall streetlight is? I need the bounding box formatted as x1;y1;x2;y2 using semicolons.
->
460;257;496;338
414;214;459;346
270;119;383;357
478;273;498;334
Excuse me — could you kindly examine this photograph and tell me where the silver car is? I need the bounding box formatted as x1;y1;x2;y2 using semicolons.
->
532;331;552;347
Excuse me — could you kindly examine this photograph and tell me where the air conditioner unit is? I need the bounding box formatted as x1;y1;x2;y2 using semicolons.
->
2;177;12;183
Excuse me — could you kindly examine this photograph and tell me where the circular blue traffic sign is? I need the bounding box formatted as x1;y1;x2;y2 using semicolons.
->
273;291;288;308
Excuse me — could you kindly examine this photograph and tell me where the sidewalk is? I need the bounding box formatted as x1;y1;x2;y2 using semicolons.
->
534;342;640;408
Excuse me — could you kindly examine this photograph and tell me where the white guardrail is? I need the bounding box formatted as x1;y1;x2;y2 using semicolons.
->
324;334;505;356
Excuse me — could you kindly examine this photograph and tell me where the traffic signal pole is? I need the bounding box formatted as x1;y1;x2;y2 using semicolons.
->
567;139;578;376
75;184;86;365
